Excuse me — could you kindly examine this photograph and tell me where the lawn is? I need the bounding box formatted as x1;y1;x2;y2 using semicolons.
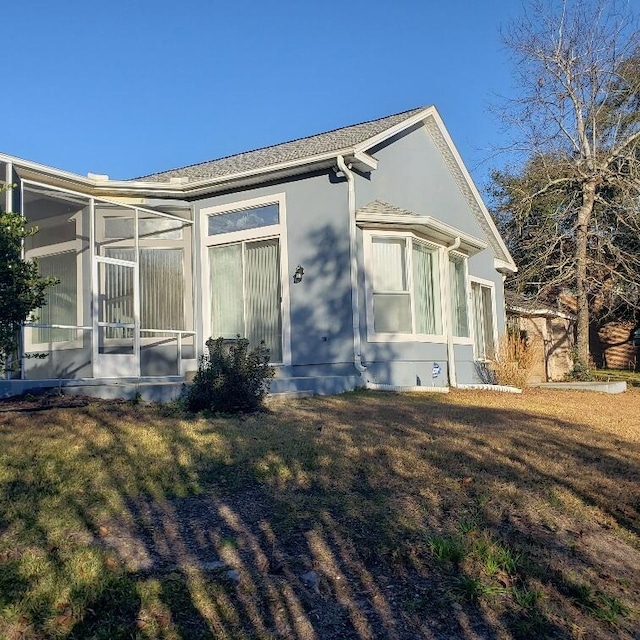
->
592;368;640;387
0;388;638;639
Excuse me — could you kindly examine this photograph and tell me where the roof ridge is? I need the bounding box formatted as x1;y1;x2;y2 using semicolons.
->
135;106;427;181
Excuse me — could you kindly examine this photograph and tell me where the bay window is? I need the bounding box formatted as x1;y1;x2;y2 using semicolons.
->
449;255;470;338
367;233;442;338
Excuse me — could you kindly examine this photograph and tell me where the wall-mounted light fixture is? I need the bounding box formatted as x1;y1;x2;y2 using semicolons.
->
293;265;304;284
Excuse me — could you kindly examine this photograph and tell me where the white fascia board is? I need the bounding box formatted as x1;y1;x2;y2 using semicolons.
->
356;211;488;252
352;106;436;153
352;151;378;171
494;257;518;274
423;110;518;272
170;147;382;197
3;148;370;199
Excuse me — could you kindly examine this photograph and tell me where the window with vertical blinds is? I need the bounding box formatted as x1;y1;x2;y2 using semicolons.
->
472;282;495;360
369;235;442;336
104;248;185;332
36;252;77;343
209;239;282;362
449;256;470;337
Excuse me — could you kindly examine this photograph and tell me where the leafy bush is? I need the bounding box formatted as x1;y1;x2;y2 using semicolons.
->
0;205;57;373
489;331;539;388
565;347;595;381
186;337;275;413
565;361;594;381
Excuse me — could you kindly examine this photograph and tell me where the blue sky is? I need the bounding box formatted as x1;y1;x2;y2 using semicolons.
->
4;0;523;189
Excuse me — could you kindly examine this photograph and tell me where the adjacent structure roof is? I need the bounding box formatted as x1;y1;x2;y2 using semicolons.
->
137;108;426;182
505;291;576;319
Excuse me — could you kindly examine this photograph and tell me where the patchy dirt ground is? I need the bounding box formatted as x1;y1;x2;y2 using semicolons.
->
0;387;639;639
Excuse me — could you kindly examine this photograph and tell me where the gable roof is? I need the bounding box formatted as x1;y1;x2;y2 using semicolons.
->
2;105;516;271
137;108;426;182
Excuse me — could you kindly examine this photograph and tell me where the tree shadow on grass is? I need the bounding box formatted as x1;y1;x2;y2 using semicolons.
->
0;392;638;638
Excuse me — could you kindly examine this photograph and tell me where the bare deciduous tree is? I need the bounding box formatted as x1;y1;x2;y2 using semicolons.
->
493;0;640;368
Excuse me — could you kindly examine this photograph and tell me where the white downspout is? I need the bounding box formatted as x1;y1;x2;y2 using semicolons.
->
445;237;461;387
337;155;366;374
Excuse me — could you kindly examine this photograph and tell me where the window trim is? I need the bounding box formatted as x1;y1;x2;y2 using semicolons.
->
469;277;498;361
96;210;192;344
200;193;291;366
363;229;447;343
448;251;473;345
23;215;84;352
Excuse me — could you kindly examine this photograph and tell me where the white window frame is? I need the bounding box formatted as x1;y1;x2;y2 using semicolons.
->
23;211;84;351
448;251;473;345
200;193;291;366
363;229;447;343
469;276;498;361
96;210;191;344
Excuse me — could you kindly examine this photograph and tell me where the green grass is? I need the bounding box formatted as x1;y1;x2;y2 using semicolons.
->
0;388;638;639
592;368;640;386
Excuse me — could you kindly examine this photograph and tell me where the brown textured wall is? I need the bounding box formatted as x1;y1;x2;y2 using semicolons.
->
507;313;575;383
592;322;637;370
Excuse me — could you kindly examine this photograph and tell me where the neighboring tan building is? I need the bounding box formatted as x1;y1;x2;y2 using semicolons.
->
506;292;575;383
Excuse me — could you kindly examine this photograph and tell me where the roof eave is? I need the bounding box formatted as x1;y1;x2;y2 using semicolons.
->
356;211;488;254
3;147;372;199
494;258;518;274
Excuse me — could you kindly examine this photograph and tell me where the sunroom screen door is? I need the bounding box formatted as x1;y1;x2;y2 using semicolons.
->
209;239;282;362
94;256;139;377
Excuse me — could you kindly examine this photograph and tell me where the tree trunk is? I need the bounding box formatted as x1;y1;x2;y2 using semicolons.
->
575;179;597;368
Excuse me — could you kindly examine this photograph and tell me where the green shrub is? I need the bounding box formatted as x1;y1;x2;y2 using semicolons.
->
186;337;275;413
565;361;594;381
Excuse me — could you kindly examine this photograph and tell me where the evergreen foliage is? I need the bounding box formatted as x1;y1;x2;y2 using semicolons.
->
187;337;275;413
0;196;57;372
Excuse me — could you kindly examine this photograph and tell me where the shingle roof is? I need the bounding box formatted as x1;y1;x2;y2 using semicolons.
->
356;200;416;217
136;107;426;183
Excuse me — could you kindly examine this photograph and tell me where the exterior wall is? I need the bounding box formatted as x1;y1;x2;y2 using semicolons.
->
192;170;358;385
354;123;506;387
4;118;511;396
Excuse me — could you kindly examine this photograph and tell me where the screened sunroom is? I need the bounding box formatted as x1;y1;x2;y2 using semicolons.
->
11;178;195;382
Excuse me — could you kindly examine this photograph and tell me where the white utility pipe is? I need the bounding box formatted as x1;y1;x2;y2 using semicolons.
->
444;237;461;387
457;384;522;394
337;155;366;374
366;382;449;393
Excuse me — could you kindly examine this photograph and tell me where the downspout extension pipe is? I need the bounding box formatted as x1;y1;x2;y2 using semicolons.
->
337;154;367;374
445;237;461;387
